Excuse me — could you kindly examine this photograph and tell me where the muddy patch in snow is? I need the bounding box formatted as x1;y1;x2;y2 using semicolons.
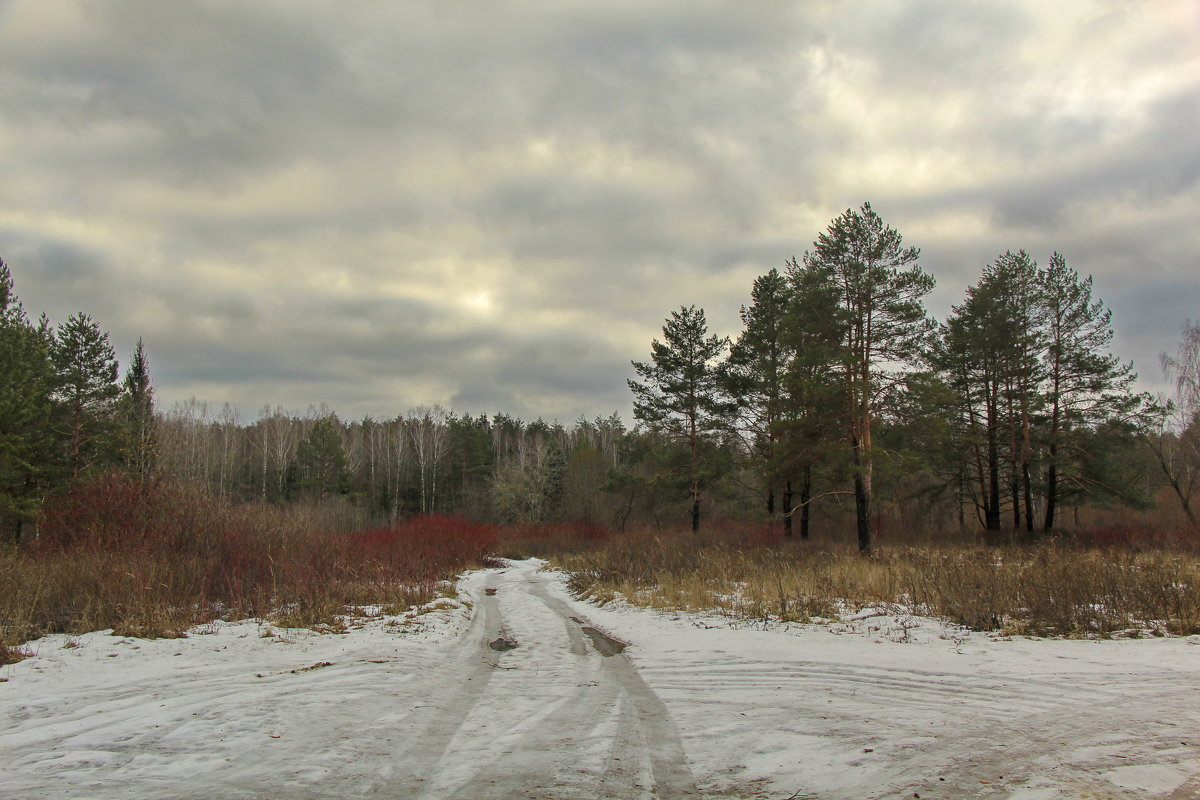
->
580;625;626;656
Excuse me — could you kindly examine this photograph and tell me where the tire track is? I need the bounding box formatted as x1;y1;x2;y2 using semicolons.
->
529;579;697;798
380;562;700;799
374;577;505;798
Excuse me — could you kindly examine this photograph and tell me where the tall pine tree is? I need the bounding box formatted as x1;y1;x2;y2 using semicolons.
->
803;203;935;553
51;313;122;479
629;305;728;532
723;269;792;524
1040;253;1138;531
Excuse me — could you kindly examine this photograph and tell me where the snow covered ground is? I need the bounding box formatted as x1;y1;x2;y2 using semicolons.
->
2;558;1198;799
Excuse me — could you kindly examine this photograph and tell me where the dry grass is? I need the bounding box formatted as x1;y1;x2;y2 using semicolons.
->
550;523;1200;637
1;473;499;647
9;475;1197;648
0;633;30;666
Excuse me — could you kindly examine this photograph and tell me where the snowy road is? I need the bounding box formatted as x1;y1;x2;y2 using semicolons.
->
2;558;1199;799
376;560;699;798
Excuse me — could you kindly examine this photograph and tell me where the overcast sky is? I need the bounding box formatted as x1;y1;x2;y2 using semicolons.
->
2;1;1198;423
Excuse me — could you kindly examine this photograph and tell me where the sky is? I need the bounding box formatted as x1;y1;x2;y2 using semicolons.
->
1;1;1198;424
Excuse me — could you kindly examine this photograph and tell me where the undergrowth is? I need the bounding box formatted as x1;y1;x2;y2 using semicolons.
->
539;522;1200;637
1;473;498;647
6;474;1198;652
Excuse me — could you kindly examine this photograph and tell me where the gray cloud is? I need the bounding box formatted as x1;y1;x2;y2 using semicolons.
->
2;0;1197;420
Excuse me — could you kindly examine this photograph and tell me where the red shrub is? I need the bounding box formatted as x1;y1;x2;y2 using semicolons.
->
346;514;500;583
21;476;508;637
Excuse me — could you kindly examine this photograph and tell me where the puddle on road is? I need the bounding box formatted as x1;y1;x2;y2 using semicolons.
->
489;637;518;652
581;626;626;657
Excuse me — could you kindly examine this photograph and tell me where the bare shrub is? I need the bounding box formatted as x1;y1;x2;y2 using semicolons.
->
1;473;500;647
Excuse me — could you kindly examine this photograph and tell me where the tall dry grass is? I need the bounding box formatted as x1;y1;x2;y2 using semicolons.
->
549;522;1200;637
1;473;499;648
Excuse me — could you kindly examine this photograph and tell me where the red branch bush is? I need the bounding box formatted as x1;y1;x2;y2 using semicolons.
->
4;473;504;642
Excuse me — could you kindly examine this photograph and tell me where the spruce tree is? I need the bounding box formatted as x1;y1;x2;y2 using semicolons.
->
122;338;157;481
292;417;351;500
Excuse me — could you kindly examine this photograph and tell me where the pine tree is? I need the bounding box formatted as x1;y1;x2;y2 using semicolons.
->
803;203;935;553
1040;253;1138;531
939;251;1045;534
292;417;351;500
723;269;792;524
629;305;729;532
0;259;55;540
50;313;123;479
780;256;845;539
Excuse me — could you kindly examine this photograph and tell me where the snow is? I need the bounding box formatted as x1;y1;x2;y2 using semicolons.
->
2;559;1198;799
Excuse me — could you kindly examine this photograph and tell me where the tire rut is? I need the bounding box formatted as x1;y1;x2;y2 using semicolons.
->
381;563;700;799
374;582;505;798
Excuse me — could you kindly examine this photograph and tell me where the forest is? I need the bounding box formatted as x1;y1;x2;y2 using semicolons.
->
2;203;1198;651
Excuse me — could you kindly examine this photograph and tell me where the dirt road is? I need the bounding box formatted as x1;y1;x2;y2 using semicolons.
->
0;560;711;800
375;559;700;799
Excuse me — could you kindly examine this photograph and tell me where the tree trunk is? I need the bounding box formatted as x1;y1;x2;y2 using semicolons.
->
1022;462;1035;533
853;471;870;553
985;422;1001;531
691;487;700;533
799;467;812;541
782;480;793;538
956;468;967;529
689;405;700;532
1171;483;1198;527
852;436;871;554
1010;468;1020;530
1044;450;1058;532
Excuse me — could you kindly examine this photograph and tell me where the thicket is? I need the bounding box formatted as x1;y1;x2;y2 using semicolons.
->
0;472;499;659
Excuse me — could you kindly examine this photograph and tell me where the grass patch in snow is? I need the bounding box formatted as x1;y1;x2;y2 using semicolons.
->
549;524;1200;638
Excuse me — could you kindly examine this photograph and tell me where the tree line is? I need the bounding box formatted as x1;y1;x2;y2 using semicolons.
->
2;204;1197;549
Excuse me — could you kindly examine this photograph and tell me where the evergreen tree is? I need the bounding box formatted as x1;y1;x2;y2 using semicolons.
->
292;417;351;500
939;251;1045;534
803;203;935;553
122;337;157;482
50;313;123;480
780;256;846;539
723;269;792;523
1040;253;1139;531
0;259;55;540
447;414;495;516
629;305;729;531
